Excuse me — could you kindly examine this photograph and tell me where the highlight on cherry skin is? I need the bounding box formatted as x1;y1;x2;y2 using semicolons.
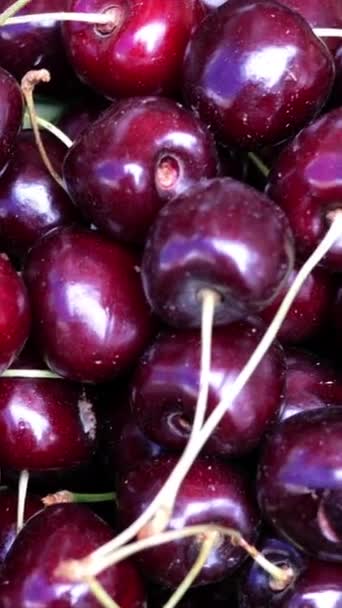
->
1;0;342;606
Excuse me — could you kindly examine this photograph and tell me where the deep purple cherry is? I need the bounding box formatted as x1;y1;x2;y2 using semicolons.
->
268;107;342;271
23;226;153;383
0;255;31;374
0;487;41;564
183;0;334;149
258;408;342;561
0;66;23;175
278;561;342;608
0;130;81;264
117;455;260;587
63;0;207;99
131;322;285;456
142;177;294;327
0;504;146;607
63;97;219;244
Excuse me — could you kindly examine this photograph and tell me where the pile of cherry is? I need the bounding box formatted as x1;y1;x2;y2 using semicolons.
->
1;0;342;606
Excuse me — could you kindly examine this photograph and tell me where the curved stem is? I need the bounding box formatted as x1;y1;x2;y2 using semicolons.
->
35;116;73;149
43;490;116;506
0;0;32;25
86;577;120;608
17;469;29;534
2;11;114;26
314;27;342;38
1;369;62;379
248;152;270;178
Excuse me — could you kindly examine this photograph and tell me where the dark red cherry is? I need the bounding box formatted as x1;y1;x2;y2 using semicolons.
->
0;130;81;264
0;67;23;175
278;561;342;608
63;0;207;99
183;0;334;149
131;322;285;456
23;226;153;383
239;533;306;608
258;408;342;561
260;263;335;344
0;255;30;374
0;504;146;607
0;0;79;95
0;488;41;564
281;348;342;421
63;97;218;244
118;455;260;587
149;577;238;607
142;177;294;327
268;108;342;271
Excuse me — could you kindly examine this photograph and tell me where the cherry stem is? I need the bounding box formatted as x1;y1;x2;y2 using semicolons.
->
248;152;270;178
0;0;32;25
17;469;29;534
314;27;342;38
1;369;63;379
163;532;219;608
21;69;66;191
2;11;115;26
42;490;116;506
35;116;73;149
86;577;120;608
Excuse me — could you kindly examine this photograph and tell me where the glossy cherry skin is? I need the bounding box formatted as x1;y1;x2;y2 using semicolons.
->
149;577;238;607
0;488;41;564
0;255;31;374
260;263;335;344
278;561;342;608
63;97;218;244
0;130;81;264
118;455;260;587
183;0;334;149
131;322;285;456
0;67;23;175
268;108;342;271
0;504;146;607
239;533;306;608
23;226;153;383
280;348;342;421
0;0;79;95
258;408;342;561
142;177;294;327
63;0;207;99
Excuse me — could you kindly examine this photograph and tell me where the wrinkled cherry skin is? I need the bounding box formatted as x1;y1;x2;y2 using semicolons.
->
131;322;285;456
142;178;294;327
63;0;207;99
0;67;23;175
0;488;41;564
268;108;342;271
63;97;218;244
0;131;81;264
260;263;335;344
0;504;146;608
149;577;238;607
183;0;334;149
23;226;153;383
278;561;342;608
0;0;79;95
258;408;342;561
0;255;31;374
118;455;260;587
280;348;342;422
239;533;306;608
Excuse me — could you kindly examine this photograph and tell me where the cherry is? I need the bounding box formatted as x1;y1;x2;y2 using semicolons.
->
131;322;285;456
141;177;294;327
63;97;218;244
0;0;80;95
0;130;82;264
23;226;153;383
280;348;342;421
182;0;334;149
62;0;207;99
239;533;306;607
277;561;342;608
0;255;31;374
0;487;41;564
267;107;342;271
0;504;146;607
260;262;335;344
258;407;342;561
117;455;260;587
0;66;23;175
